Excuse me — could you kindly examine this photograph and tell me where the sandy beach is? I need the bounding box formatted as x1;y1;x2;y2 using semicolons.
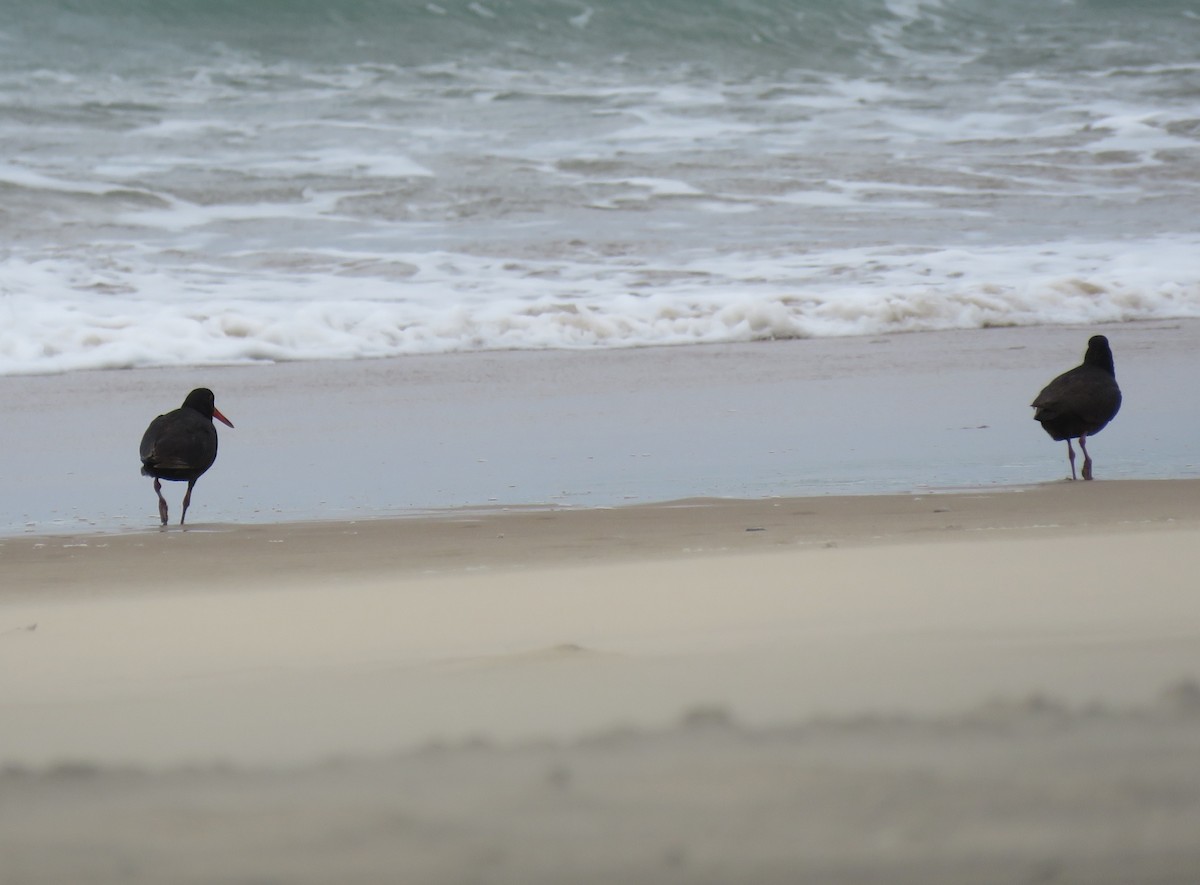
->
5;1;1200;875
4;473;1200;882
4;324;1200;882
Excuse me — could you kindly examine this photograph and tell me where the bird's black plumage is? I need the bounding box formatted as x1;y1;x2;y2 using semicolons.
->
1032;335;1121;480
140;388;234;525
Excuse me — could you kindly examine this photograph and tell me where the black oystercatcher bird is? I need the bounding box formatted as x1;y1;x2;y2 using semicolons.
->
140;388;234;525
1031;335;1121;481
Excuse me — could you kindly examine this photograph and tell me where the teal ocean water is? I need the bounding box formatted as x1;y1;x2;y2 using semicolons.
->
2;0;1199;373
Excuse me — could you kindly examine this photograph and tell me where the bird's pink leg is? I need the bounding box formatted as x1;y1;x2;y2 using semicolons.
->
180;479;195;526
153;478;169;526
1079;434;1093;481
1065;439;1077;480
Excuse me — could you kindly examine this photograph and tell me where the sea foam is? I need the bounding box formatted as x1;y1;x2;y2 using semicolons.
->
2;0;1199;375
3;237;1197;375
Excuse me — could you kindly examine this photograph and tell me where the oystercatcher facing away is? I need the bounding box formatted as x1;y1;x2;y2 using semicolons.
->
1031;335;1122;481
140;388;234;525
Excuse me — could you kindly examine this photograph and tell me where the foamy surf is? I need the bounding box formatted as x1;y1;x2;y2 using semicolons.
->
2;0;1198;374
2;236;1199;374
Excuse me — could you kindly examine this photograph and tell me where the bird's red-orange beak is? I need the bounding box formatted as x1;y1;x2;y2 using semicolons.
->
213;407;234;429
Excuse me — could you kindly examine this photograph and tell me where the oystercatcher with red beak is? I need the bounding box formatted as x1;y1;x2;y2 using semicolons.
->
140;388;234;525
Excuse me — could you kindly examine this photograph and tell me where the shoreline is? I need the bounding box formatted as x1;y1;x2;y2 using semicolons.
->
3;320;1200;536
5;477;1200;595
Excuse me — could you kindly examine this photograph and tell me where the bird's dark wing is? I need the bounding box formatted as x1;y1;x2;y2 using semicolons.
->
1032;366;1121;428
139;412;170;465
140;410;219;474
1031;367;1079;420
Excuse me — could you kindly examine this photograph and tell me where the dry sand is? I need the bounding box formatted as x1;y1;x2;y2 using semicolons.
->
3;479;1200;883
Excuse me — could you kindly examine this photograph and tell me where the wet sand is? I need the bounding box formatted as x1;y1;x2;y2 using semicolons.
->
3;320;1198;534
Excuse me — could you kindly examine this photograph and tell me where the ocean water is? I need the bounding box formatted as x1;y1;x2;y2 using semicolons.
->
2;0;1200;375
